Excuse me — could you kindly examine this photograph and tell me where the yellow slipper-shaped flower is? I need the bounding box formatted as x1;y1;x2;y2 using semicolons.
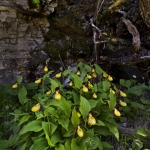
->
44;66;48;73
82;85;88;93
12;83;18;88
120;91;127;97
54;91;61;100
55;72;62;78
77;126;84;137
88;113;96;126
119;100;127;107
31;103;40;112
35;78;42;84
114;108;121;117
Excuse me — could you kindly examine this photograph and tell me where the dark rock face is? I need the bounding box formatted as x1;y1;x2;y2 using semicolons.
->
0;0;53;83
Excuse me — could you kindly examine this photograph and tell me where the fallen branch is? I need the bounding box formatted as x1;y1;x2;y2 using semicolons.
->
99;49;150;65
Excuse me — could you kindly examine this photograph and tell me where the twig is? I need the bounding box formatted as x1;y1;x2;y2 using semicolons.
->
116;9;127;18
58;52;66;70
90;18;102;62
94;0;105;25
90;0;105;62
140;56;150;59
90;18;102;38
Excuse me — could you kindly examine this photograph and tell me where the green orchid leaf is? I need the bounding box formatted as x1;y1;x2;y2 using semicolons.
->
79;96;91;119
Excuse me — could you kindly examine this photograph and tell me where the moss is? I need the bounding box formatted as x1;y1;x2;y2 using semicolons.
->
44;1;96;63
28;0;40;8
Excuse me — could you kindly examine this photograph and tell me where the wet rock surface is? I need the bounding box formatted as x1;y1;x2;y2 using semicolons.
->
0;1;51;83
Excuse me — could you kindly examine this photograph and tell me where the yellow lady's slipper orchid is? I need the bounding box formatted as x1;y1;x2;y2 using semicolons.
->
12;83;18;88
114;108;121;117
110;88;115;94
31;103;40;112
55;72;62;78
44;66;48;72
120;91;127;97
69;81;73;86
93;93;97;99
88;113;96;126
103;73;108;78
92;69;95;73
54;91;61;100
87;74;92;79
92;72;97;78
88;81;93;88
77;112;81;118
107;100;110;105
76;71;80;76
46;90;51;95
35;78;41;84
108;75;113;81
119;100;127;107
82;85;88;93
77;126;84;137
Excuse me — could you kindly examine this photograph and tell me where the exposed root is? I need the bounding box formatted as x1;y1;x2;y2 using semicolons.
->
122;18;141;52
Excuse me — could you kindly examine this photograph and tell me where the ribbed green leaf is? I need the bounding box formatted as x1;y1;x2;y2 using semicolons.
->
71;138;87;150
109;92;116;110
71;107;80;126
107;124;119;141
55;144;66;150
63;68;73;76
44;107;59;118
17;76;23;84
58;115;69;131
50;79;59;93
43;71;53;80
19;120;42;135
79;96;91;119
102;142;113;149
49;98;71;117
18;143;26;150
102;80;111;92
94;64;103;75
98;140;103;150
18;115;32;126
71;74;82;89
42;121;57;136
96;120;105;126
65;139;71;150
88;100;98;109
51;132;62;145
29;137;48;150
135;127;148;137
18;86;29;105
42;121;51;136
